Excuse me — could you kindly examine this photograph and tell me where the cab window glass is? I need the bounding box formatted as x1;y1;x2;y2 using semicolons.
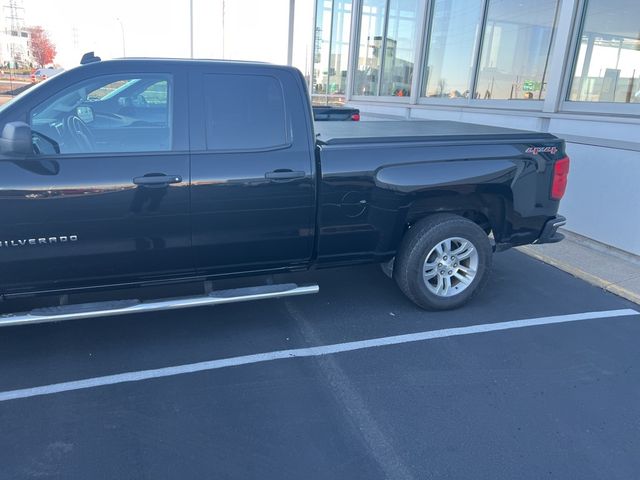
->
30;74;172;154
204;73;289;150
140;80;168;105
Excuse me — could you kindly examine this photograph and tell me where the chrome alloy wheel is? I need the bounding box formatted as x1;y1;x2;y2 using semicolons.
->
422;237;479;297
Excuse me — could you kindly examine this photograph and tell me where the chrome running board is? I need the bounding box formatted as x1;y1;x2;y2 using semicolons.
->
0;283;319;328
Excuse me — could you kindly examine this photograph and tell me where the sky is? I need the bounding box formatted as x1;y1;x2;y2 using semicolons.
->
23;0;314;74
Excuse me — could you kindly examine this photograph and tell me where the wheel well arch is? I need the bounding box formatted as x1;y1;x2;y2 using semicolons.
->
404;191;509;237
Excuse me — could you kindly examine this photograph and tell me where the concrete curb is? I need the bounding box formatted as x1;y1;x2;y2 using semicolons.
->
518;245;640;306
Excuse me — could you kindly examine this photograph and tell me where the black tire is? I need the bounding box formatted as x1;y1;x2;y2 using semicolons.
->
393;214;492;310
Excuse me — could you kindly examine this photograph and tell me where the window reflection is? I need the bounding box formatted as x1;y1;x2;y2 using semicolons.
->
355;0;418;96
312;0;352;105
476;0;559;100
355;0;387;95
422;0;483;99
380;0;419;96
569;0;640;103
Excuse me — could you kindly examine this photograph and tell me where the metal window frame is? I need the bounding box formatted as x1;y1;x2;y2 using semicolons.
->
541;0;581;113
408;0;431;104
375;0;392;96
468;0;490;102
310;0;321;93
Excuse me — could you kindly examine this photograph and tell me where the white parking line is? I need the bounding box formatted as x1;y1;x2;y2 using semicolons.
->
0;308;637;403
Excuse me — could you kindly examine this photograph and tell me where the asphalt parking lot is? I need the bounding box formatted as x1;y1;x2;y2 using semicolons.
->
0;249;639;479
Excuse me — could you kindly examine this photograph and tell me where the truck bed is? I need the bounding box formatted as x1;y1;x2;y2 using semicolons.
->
315;120;556;145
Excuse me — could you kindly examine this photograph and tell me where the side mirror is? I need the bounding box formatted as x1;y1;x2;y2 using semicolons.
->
77;106;94;123
0;121;33;155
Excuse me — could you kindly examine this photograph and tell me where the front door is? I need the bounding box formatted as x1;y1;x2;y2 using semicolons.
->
0;70;192;294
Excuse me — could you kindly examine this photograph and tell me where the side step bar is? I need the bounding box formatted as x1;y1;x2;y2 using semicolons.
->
0;283;319;328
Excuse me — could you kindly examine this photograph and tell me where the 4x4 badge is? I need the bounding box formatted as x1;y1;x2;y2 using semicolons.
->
526;146;558;155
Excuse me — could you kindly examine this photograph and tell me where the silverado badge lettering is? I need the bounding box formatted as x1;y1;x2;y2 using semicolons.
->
0;235;78;248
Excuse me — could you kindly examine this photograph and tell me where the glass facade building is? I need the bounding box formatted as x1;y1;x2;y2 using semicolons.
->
308;0;640;256
311;0;640;108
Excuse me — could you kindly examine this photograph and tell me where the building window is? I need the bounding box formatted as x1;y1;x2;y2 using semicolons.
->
312;0;353;105
380;0;420;96
568;0;640;103
421;0;559;102
476;0;559;100
355;0;419;97
355;0;387;95
422;0;483;99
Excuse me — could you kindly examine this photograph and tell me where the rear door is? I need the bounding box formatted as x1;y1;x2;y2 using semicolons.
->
0;67;192;294
188;65;316;274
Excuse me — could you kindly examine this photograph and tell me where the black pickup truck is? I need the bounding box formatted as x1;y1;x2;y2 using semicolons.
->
0;57;569;325
312;105;360;121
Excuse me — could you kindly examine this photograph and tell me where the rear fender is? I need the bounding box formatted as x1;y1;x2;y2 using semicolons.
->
375;158;518;239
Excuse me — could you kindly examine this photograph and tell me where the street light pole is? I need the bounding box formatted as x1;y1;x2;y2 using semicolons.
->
222;0;225;59
189;0;194;58
287;0;295;66
116;18;126;57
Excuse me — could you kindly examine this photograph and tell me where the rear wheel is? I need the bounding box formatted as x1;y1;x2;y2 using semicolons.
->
394;214;492;310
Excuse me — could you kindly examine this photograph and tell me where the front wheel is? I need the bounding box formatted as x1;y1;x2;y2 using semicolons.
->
393;214;492;310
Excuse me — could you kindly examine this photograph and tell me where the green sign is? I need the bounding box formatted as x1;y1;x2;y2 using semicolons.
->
523;81;541;92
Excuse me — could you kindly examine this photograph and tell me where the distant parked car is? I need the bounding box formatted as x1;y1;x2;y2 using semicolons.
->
31;67;64;83
312;105;360;121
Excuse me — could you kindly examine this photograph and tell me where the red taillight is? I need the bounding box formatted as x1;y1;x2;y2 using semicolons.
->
551;156;570;200
351;113;360;121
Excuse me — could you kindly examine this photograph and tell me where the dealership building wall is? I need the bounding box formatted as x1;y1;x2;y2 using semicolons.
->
308;0;640;255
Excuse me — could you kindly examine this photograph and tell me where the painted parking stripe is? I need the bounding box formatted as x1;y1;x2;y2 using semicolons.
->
0;308;637;403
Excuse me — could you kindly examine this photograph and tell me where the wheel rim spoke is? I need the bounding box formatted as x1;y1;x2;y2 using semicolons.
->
442;276;451;295
434;275;443;294
443;239;452;254
451;241;468;256
424;268;438;280
455;245;475;261
453;271;471;285
457;265;476;276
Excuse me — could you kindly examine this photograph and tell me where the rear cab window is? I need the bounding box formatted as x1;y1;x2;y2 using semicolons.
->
203;73;290;151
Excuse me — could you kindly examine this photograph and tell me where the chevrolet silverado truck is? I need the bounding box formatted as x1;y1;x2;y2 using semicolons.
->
0;55;569;326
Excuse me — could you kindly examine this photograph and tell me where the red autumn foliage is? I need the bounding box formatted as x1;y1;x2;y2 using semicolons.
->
29;26;57;67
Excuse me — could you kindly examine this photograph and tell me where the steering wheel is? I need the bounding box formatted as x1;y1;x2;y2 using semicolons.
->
65;115;95;152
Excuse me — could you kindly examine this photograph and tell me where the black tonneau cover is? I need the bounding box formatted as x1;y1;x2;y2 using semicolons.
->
315;120;557;145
